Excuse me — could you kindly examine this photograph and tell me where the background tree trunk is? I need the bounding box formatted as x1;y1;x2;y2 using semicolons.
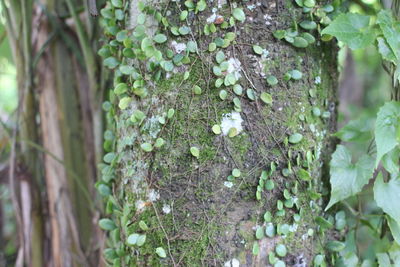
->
1;0;106;266
102;0;338;266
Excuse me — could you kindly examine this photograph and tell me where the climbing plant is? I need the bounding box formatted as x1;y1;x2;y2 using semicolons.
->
321;6;400;267
94;0;400;266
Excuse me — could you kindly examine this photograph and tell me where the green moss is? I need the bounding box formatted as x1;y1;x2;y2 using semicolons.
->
238;220;256;242
122;202;222;266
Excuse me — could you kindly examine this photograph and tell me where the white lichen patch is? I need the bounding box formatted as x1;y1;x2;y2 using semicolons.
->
128;0;158;35
264;14;272;25
224;258;240;267
247;4;256;10
289;224;298;232
136;199;146;211
148;189;160;202
224;181;234;188
226;58;242;80
171;41;186;54
206;13;217;23
221;112;244;136
143;116;161;138
162;204;171;214
250;53;269;78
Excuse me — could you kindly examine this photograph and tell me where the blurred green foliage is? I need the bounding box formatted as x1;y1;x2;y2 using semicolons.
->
331;0;400;264
0;13;17;115
0;12;18;265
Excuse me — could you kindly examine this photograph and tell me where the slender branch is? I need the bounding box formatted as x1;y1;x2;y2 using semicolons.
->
65;0;98;94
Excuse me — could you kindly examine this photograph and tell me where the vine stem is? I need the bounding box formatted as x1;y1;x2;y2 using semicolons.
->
152;204;178;267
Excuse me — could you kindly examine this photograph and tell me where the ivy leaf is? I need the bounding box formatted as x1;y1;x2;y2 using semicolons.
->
266;75;278;86
375;101;400;166
99;218;117;231
253;45;263;55
104;57;120;69
118;97;131;110
232;8;245;22
288;133;303;144
275;244;287;257
255;226;264;239
154;34;167;44
325;145;374;211
155;138;165;148
374;173;400;225
376;9;400;60
196;0;206;12
215;51;225;64
212;125;221;134
138;220;149;231
299;20;317;30
180;10;188;21
293;37;308;48
178;26;190;35
141;143;153;152
119;65;135;75
156;247;167;258
326;241;345;252
232;168;241;177
252;242;259;255
126;233;139;245
190;146;200;158
260;92;273;105
321;13;375;50
111;0;123;8
290;69;302;80
136;234;146;246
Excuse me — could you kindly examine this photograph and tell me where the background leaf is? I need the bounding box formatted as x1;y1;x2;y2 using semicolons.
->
376;10;400;60
321;13;375;50
334;117;373;142
326;145;374;210
387;216;400;245
375;101;400;166
374;173;400;225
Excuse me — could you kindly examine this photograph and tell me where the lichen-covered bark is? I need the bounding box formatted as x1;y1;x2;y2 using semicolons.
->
103;0;338;266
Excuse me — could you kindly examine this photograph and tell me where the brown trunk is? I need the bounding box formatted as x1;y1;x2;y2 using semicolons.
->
101;1;338;266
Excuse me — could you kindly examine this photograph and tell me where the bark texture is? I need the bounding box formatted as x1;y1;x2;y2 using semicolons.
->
2;0;104;265
105;0;338;266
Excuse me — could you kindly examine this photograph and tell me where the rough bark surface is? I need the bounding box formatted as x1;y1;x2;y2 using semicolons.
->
2;0;104;265
107;0;338;266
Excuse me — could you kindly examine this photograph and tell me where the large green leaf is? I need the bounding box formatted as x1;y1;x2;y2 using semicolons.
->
325;145;374;211
378;37;397;63
388;243;400;264
387;216;400;245
377;10;400;60
374;173;400;225
375;101;400;166
321;13;375;50
376;253;391;266
382;148;400;175
334;117;372;142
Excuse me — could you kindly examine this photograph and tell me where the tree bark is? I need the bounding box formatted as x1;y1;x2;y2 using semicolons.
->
104;0;338;266
2;0;105;266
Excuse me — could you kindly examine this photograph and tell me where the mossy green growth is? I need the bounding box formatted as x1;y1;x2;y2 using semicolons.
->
123;201;221;266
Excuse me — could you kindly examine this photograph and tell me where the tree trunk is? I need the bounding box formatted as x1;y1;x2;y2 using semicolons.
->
1;0;105;266
102;0;338;266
